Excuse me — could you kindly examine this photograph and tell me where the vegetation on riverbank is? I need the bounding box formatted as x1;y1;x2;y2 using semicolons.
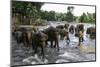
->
12;1;96;26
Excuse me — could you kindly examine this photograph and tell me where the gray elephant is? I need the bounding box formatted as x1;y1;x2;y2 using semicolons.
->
42;26;59;51
69;25;75;34
32;31;48;58
86;27;95;39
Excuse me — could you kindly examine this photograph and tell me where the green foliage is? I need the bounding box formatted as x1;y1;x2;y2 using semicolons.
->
65;12;74;22
79;12;95;23
65;6;75;22
33;18;47;26
40;11;56;21
12;1;95;25
12;1;44;25
55;13;64;21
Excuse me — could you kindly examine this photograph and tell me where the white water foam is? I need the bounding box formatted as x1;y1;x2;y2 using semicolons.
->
22;54;48;64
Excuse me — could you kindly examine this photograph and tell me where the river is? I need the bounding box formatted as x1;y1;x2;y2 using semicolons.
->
11;21;96;66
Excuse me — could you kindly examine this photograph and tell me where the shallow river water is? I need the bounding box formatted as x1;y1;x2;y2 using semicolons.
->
11;22;96;66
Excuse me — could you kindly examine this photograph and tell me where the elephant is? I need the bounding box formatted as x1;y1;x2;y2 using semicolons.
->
86;27;96;39
64;24;69;29
75;24;84;37
15;30;22;44
32;31;48;58
12;27;23;44
21;28;33;47
42;26;59;51
56;25;64;29
57;29;68;40
56;25;69;40
69;25;75;34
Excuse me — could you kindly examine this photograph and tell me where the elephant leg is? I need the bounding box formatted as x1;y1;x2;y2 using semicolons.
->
78;37;81;46
66;38;70;45
82;37;84;41
60;35;64;40
45;40;48;47
41;45;45;59
50;41;53;48
34;45;38;55
16;36;19;44
55;40;59;51
23;36;26;46
54;41;56;48
23;39;26;46
32;43;35;50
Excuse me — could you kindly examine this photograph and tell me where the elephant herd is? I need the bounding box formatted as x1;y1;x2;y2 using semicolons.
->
12;23;95;58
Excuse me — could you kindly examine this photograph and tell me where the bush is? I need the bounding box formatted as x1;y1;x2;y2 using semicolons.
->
33;19;47;26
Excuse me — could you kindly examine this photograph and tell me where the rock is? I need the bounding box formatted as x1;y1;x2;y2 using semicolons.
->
31;61;37;64
56;59;69;63
22;58;30;63
43;59;48;64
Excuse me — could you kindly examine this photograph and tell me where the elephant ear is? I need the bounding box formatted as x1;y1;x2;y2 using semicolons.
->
40;32;48;41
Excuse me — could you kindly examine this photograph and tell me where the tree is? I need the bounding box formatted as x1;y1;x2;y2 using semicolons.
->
79;12;95;23
65;6;75;22
12;1;44;25
67;6;74;12
79;13;88;22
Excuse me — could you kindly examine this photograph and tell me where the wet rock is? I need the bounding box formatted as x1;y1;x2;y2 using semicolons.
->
31;61;37;64
56;59;70;63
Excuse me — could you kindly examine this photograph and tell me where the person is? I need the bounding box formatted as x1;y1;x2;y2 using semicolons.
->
66;32;70;45
78;31;84;46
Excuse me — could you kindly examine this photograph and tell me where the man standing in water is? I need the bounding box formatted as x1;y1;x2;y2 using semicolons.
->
78;31;84;46
66;32;70;45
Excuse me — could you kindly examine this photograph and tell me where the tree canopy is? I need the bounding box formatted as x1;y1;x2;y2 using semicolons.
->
12;1;96;26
